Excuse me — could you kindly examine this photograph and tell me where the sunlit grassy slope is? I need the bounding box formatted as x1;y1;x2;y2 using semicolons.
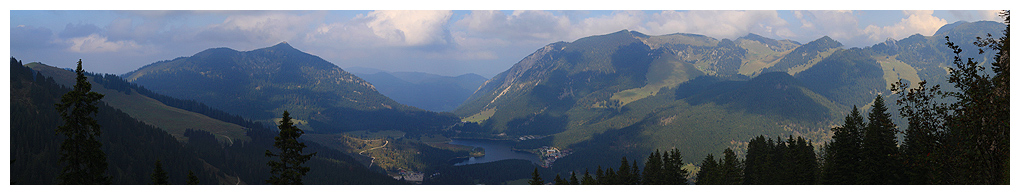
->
873;55;922;89
26;63;250;143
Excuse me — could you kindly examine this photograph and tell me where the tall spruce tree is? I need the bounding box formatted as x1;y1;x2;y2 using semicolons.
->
821;106;865;184
55;59;110;185
617;157;633;184
595;166;605;185
643;150;663;184
529;167;544;185
581;169;596;185
665;148;690;185
861;95;902;184
631;161;642;184
151;160;169;185
604;168;617;185
743;136;771;184
696;154;718;185
570;171;580;185
265;111;316;184
720;148;743;185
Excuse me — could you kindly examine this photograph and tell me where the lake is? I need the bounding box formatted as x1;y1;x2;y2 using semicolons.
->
448;139;541;166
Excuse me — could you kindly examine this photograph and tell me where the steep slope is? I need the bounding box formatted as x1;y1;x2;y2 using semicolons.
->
735;33;802;76
685;72;841;122
11;59;233;184
124;42;458;135
26;62;248;143
796;48;887;108
352;70;487;112
760;36;843;75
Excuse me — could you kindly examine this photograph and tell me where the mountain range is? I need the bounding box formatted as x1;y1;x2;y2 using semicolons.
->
347;67;488;112
454;21;1003;172
10;20;1003;184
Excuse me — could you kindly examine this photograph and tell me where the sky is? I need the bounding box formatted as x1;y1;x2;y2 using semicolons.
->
6;2;1008;78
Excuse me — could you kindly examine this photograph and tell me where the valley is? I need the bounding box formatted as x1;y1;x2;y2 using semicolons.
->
9;13;1008;185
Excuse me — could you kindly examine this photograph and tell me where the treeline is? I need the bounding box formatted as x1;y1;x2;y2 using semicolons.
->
530;149;690;185
696;135;818;185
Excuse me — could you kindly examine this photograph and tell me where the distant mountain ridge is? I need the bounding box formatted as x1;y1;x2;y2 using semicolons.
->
347;67;488;112
124;42;459;135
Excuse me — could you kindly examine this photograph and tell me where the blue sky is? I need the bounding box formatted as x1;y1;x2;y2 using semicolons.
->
6;2;1007;78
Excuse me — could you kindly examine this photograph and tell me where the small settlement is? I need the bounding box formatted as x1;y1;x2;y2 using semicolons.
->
536;146;571;168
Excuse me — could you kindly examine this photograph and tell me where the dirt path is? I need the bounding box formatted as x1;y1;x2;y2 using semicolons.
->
358;140;388;167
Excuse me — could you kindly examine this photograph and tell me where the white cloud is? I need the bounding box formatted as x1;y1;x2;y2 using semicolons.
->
360;10;453;46
948;10;1003;22
573;11;648;39
793;10;860;41
863;10;947;42
456;10;571;42
65;34;141;53
198;12;323;45
646;10;790;40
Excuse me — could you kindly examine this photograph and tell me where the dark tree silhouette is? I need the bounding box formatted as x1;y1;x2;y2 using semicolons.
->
529;167;544;185
265;111;316;184
151;160;169;185
55;59;110;185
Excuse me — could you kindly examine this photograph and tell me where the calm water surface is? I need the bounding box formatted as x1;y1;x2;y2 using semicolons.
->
448;139;540;166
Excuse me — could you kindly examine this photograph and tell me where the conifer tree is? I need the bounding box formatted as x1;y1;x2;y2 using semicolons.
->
696;154;718;185
55;59;110;185
720;148;743;185
570;171;580;185
595;166;605;185
151;160;169;185
743;136;770;184
265;111;316;184
529;167;544;185
581;169;596;185
187;170;200;185
605;168;617;185
617;157;632;184
664;148;689;185
643;150;663;184
631;161;641;184
791;137;818;184
821;106;864;184
861;95;902;184
554;174;567;185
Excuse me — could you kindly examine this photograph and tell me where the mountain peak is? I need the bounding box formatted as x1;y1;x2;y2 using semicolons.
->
270;41;295;50
808;36;842;48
